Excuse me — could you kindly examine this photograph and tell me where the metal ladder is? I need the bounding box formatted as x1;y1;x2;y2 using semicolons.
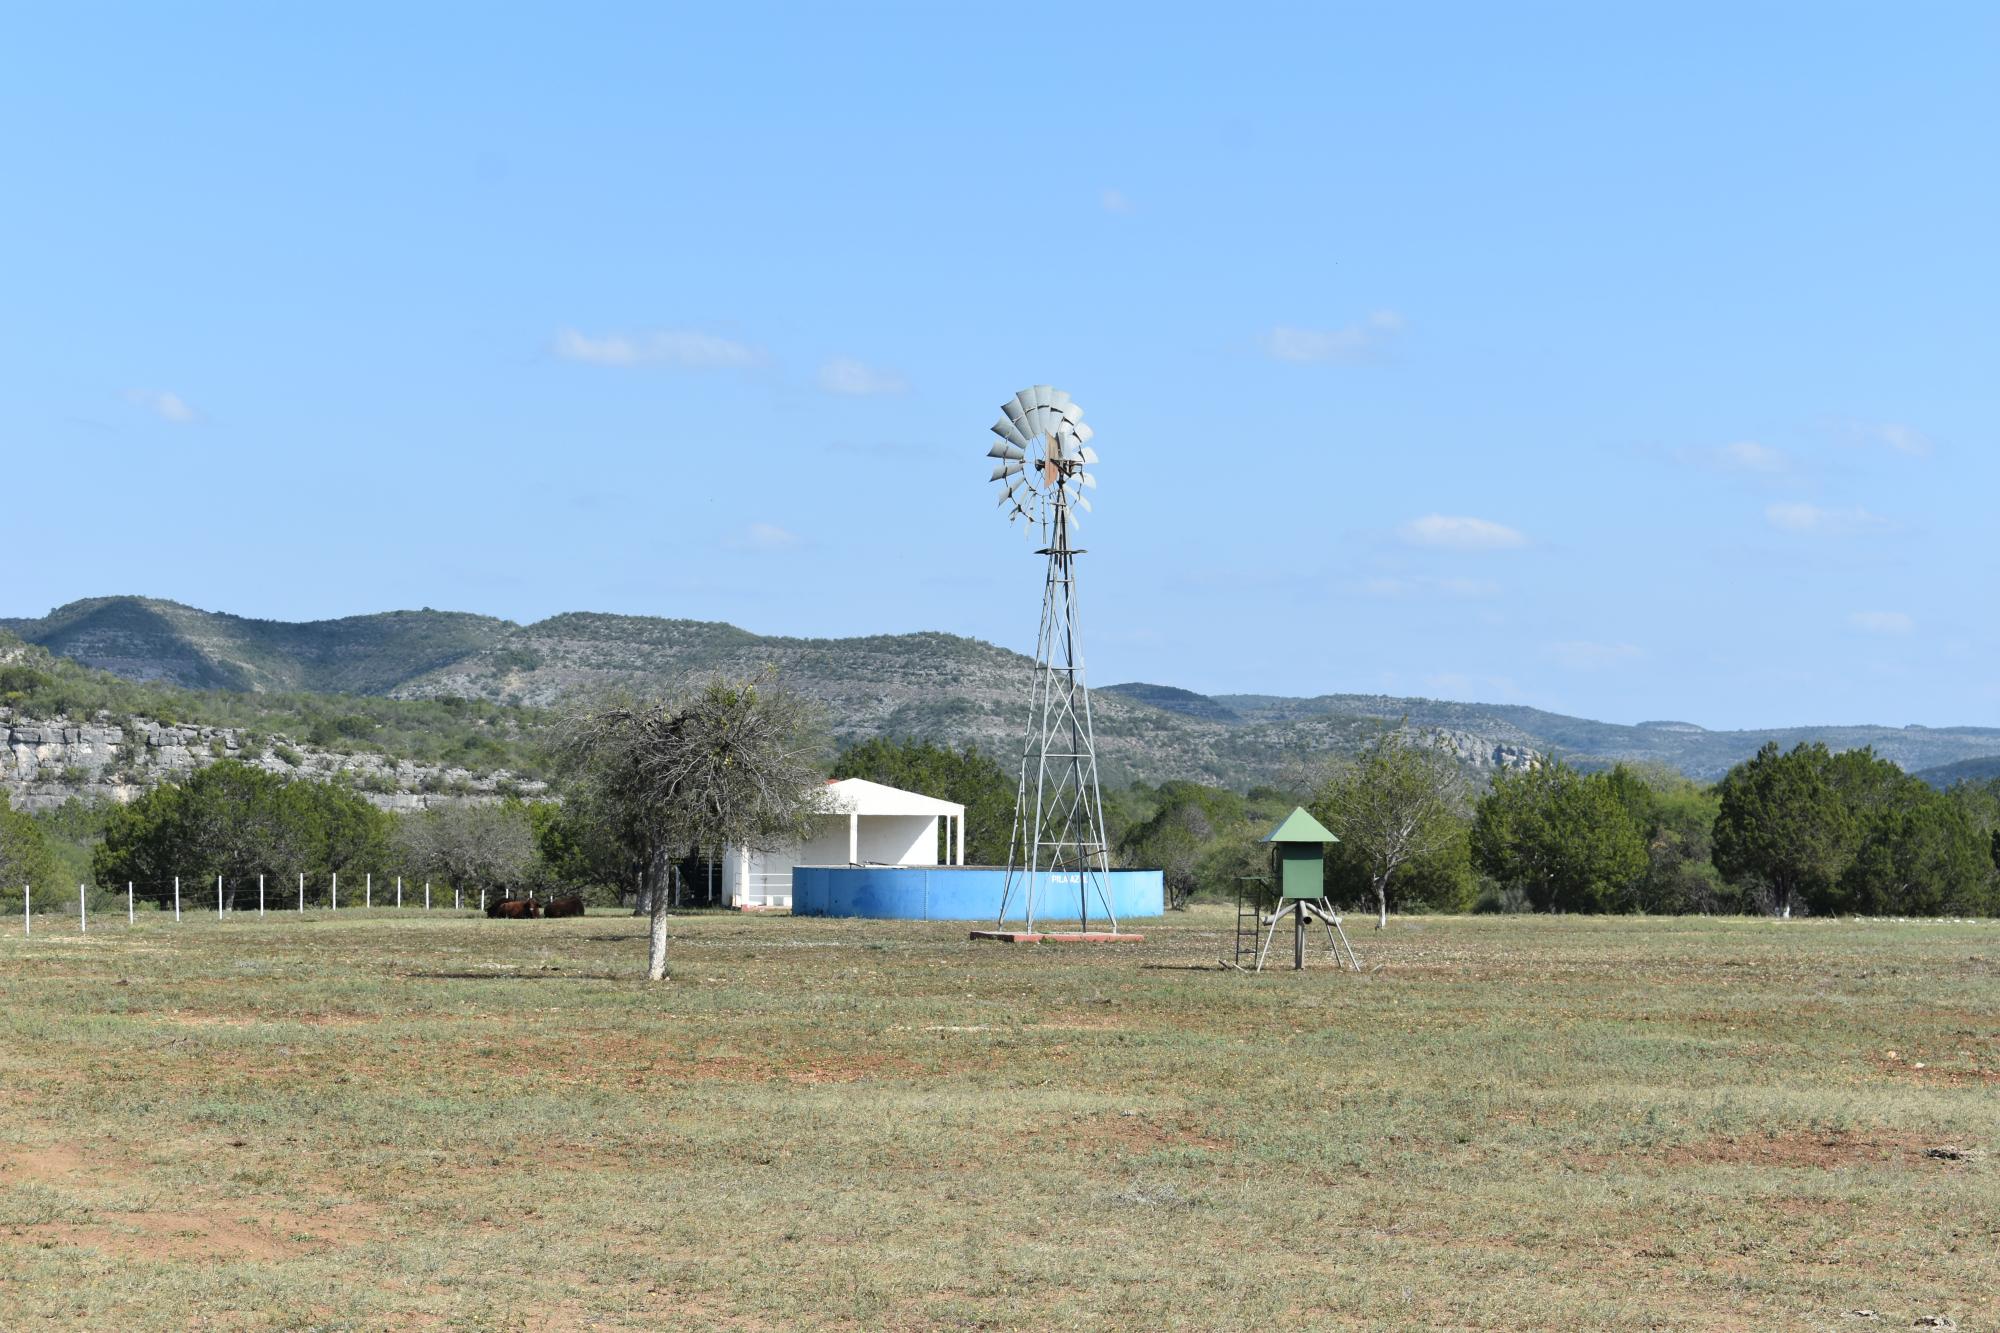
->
1231;877;1269;970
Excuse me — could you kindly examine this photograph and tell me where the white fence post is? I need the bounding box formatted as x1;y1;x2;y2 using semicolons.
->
396;876;402;909
79;884;87;934
298;873;305;912
217;874;224;919
332;872;338;911
259;874;265;917
23;884;29;936
174;876;181;922
366;873;372;909
127;881;134;925
479;888;486;913
425;880;431;911
455;885;461;911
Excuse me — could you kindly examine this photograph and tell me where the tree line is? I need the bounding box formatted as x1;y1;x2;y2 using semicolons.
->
6;687;1997;973
1315;735;2000;921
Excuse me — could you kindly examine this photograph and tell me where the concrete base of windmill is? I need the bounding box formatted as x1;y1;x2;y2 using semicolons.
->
968;930;1146;944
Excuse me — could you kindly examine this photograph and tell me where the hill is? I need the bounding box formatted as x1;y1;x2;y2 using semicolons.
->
9;596;2000;788
1;630;548;811
1913;756;2000;789
0;597;514;694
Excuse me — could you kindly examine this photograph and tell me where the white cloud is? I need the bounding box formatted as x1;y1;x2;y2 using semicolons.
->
1100;187;1134;215
1358;575;1500;599
553;327;762;369
816;357;908;396
1834;419;1933;458
1764;501;1893;536
1848;610;1914;636
1715;441;1789;473
1397;514;1527;551
123;389;198;423
1261;310;1405;364
1545;640;1642;670
1873;423;1931;457
730;522;801;552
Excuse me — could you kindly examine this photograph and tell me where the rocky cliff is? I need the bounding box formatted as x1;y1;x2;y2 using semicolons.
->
1;710;545;814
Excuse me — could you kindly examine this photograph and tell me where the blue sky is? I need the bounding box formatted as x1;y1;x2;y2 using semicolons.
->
4;3;1995;730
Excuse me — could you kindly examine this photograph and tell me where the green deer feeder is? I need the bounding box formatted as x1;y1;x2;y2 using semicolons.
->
1232;807;1361;972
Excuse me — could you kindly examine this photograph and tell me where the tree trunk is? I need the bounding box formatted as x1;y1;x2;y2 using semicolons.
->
645;849;672;982
1374;874;1388;931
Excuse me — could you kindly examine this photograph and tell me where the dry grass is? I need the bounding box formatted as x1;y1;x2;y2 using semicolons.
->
0;908;1994;1329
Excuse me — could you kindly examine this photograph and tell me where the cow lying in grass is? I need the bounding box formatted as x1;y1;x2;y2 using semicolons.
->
542;895;585;919
486;898;542;919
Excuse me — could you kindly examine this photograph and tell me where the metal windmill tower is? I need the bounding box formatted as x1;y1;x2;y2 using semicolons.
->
984;385;1118;931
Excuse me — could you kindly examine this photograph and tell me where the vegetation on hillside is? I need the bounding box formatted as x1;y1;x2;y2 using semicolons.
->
1;632;548;775
2;596;513;693
17;595;2000;788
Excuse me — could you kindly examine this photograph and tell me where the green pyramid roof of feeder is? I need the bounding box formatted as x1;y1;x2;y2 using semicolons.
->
1261;806;1339;845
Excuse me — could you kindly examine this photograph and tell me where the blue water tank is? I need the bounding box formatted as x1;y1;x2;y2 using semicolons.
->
790;866;1164;921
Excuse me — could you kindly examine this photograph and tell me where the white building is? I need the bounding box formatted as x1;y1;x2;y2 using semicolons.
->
722;777;968;909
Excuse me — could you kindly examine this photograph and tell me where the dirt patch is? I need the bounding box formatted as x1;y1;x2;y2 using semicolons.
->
1875;1054;2000;1087
1064;1111;1232;1156
10;1200;379;1262
2;1141;382;1264
1573;1130;1944;1171
0;1144;90;1183
783;1053;923;1085
1031;1013;1130;1032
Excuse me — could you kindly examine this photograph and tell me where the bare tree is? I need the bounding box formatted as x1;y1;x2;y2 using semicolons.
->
1313;730;1468;929
551;675;829;981
396;801;537;901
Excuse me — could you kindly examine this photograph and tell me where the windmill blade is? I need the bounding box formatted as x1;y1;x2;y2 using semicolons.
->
1074;494;1093;512
1001;401;1031;441
1079;446;1098;465
1058;401;1084;426
1026;385;1053;411
1071;421;1094;445
1009;389;1038;425
1077;470;1096;488
990;417;1030;448
1048;388;1073;414
990;462;1023;482
987;441;1026;460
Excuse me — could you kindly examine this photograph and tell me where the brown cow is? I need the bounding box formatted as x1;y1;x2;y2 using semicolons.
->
486;898;542;919
542;895;585;919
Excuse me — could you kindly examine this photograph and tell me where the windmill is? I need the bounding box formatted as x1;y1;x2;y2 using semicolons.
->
985;385;1117;931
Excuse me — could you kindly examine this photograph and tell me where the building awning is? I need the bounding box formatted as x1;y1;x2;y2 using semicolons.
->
819;777;966;820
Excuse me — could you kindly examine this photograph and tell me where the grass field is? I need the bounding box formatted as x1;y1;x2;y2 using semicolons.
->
0;908;1993;1330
